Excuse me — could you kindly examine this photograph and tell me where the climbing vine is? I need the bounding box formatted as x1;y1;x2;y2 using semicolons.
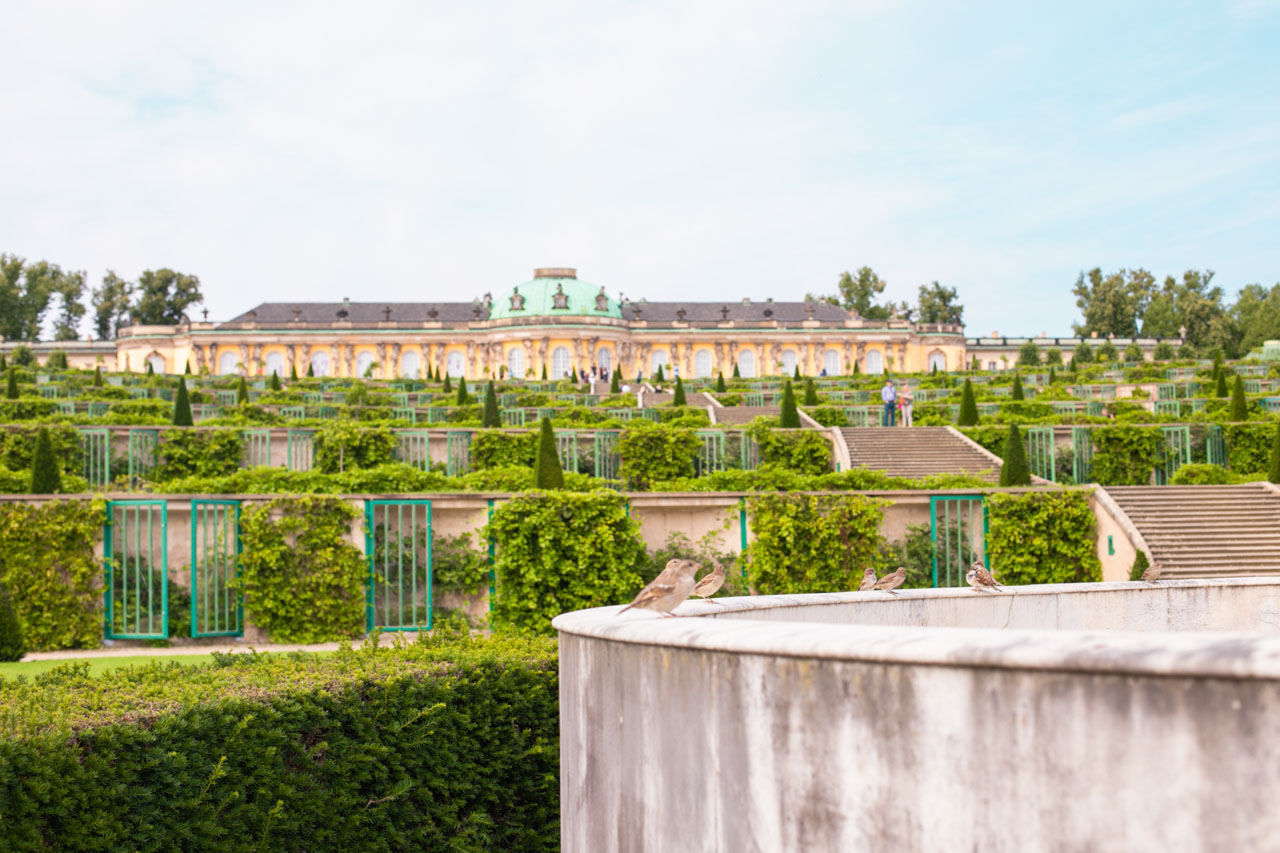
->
312;421;396;473
471;431;537;470
746;421;832;475
618;422;699;489
986;490;1102;585
154;429;245;481
1090;425;1162;486
745;493;888;594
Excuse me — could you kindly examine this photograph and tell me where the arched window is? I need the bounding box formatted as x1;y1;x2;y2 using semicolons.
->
649;349;669;375
446;351;465;378
401;350;420;379
356;351;375;378
311;351;330;377
596;348;612;372
823;349;840;376
780;349;798;376
507;346;526;378
865;349;884;375
927;350;946;372
264;352;284;378
551;346;572;379
218;352;238;375
693;350;712;378
147;354;166;375
737;349;756;378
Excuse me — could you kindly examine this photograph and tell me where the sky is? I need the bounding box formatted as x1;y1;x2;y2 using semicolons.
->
1;0;1278;337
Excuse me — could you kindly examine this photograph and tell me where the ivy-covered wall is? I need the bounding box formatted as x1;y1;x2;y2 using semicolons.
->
987;491;1103;585
744;493;889;594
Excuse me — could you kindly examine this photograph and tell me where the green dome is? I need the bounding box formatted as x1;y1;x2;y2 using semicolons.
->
488;269;621;320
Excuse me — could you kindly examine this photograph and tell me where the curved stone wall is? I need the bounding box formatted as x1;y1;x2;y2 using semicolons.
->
554;579;1280;852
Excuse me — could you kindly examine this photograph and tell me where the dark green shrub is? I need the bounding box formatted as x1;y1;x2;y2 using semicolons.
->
653;364;664;383
457;375;469;405
803;378;818;406
610;370;621;393
482;380;500;427
11;345;33;366
313;421;395;473
749;422;831;475
1074;341;1094;364
487;490;645;634
1224;423;1276;472
443;371;452;393
1153;341;1174;360
29;427;62;494
5;369;17;400
998;425;1031;486
154;429;245;481
1091;426;1162;485
672;375;686;406
1269;422;1280;484
235;375;248;404
732;362;740;378
987;491;1102;584
779;380;800;428
472;431;537;470
745;493;888;594
534;417;563;490
1129;549;1149;581
0;580;26;661
618;421;697;489
1097;339;1118;362
715;371;726;393
269;371;282;391
1231;375;1248;420
1170;463;1241;485
1010;374;1024;401
92;366;104;386
957;378;978;426
46;351;68;370
172;376;193;426
1216;370;1229;397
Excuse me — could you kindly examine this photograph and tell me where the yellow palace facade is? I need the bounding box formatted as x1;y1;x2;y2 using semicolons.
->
114;267;969;380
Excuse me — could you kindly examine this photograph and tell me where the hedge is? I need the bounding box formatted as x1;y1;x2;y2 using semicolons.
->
745;493;888;594
0;634;559;851
987;490;1102;584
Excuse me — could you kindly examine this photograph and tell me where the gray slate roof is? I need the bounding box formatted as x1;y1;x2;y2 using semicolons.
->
623;301;849;322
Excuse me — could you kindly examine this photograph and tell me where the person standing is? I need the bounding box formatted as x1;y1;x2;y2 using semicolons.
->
900;385;914;427
881;379;897;426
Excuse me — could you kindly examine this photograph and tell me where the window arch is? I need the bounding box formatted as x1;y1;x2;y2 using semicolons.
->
649;349;669;375
737;349;756;378
823;349;840;376
865;349;884;375
264;352;284;378
311;351;330;377
218;351;238;375
780;349;798;376
507;346;526;378
693;350;712;378
147;354;166;375
596;347;612;372
551;346;571;379
927;350;946;372
401;350;420;379
356;351;375;378
445;351;465;378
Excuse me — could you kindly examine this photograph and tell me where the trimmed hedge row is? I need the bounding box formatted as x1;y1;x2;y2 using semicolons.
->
0;634;559;852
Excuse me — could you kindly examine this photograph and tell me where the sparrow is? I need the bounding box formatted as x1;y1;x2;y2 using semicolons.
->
1141;561;1162;583
966;561;1003;592
871;566;906;594
619;559;700;617
691;559;727;604
858;566;878;591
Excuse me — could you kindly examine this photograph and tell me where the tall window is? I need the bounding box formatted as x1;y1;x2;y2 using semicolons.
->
649;350;669;375
311;351;330;377
694;350;712;378
147;354;166;375
400;350;420;378
823;350;840;376
446;351;465;378
780;349;798;375
596;348;612;372
218;352;238;375
356;351;375;378
264;352;284;377
551;346;571;378
928;351;946;372
865;349;884;375
737;350;756;378
507;346;526;378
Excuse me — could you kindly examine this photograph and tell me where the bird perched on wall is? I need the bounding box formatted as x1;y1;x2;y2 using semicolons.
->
871;566;906;594
966;562;1004;592
1141;561;1163;584
619;559;700;617
858;566;878;591
691;559;726;604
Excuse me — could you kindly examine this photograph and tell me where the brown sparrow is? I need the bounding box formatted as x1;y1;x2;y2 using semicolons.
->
871;566;906;593
691;559;727;604
1141;561;1162;583
620;559;700;617
966;562;1003;592
857;566;878;591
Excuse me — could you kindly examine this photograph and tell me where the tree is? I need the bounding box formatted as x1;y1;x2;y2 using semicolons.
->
306;362;315;377
1017;341;1040;367
290;364;298;380
793;364;801;380
1215;370;1229;398
184;360;191;375
610;370;621;393
270;371;282;391
93;366;103;386
1232;283;1280;355
1153;341;1174;360
1044;347;1063;366
51;270;87;341
779;381;800;428
1048;366;1057;385
29;427;61;494
5;370;17;399
1124;342;1144;362
173;377;194;426
11;346;33;367
915;281;964;324
1268;423;1280;485
534;417;564;489
1074;341;1094;363
443;372;452;394
999;425;1031;486
456;375;469;405
91;270;134;340
803;378;819;406
1096;339;1118;362
1072;267;1155;338
654;364;664;383
1231;375;1248;421
732;362;740;378
1011;374;1025;401
482;380;500;427
0;254;63;341
1140;270;1225;349
825;267;891;320
957;379;978;426
540;363;547;381
715;371;726;393
236;375;249;405
672;375;687;406
0;581;25;663
131;269;203;325
47;351;68;370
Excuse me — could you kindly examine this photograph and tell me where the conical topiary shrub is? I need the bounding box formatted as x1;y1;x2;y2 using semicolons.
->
482;380;500;427
998;424;1031;486
443;372;452;394
732;362;740;379
1216;369;1229;398
291;364;298;380
534;417;564;489
236;375;249;405
1268;422;1280;485
456;375;469;405
672;375;687;406
0;581;25;663
654;364;664;383
93;366;104;386
793;365;801;380
610;370;621;393
1128;550;1150;582
540;363;547;381
1011;374;1024;401
715;371;726;393
0;354;6;370
5;369;18;400
270;371;282;391
1048;366;1057;385
779;380;800;428
146;361;154;376
307;362;314;377
1231;375;1248;420
173;377;193;426
957;378;979;426
30;427;61;494
184;360;191;375
803;378;818;406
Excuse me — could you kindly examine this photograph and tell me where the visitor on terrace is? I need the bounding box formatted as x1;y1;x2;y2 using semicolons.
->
881;378;897;426
899;385;914;427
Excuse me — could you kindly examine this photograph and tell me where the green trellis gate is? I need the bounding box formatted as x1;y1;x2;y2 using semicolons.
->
104;499;168;640
190;499;243;637
929;495;987;588
365;500;433;632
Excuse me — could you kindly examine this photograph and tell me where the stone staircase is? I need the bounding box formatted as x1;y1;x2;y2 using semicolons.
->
713;405;781;425
642;391;718;408
840;426;1002;482
1103;484;1280;578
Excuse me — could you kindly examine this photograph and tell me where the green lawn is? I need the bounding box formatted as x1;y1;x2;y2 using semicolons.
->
0;653;288;679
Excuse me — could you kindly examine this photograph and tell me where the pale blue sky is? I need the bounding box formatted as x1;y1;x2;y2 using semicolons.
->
1;1;1277;336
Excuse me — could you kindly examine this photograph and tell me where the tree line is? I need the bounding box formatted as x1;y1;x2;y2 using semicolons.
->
1073;267;1280;357
806;266;964;324
0;253;203;342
